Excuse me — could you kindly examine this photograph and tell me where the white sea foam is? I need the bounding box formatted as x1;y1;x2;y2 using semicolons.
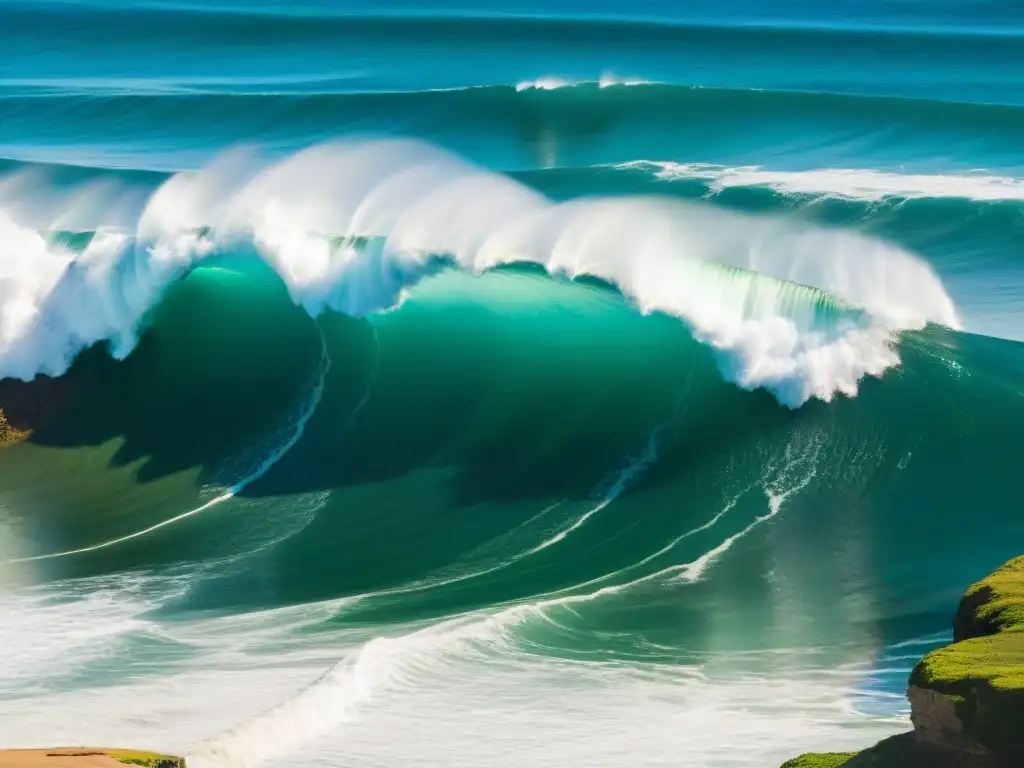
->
0;139;960;405
0;574;168;690
598;72;652;87
515;76;573;91
0;429;906;768
185;620;901;768
619;160;1024;202
0;583;905;768
155;432;908;767
515;74;653;91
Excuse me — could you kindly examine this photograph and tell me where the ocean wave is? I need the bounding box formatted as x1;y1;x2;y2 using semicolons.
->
0;139;960;406
515;74;653;91
617;161;1024;202
183;429;892;768
9;330;330;564
515;77;573;92
1;421;908;768
0;573;171;689
4;81;1024;179
1;564;905;768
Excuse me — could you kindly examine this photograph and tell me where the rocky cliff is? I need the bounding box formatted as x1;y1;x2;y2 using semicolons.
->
780;555;1024;768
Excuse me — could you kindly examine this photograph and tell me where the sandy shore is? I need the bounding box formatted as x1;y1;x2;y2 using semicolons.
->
0;750;181;768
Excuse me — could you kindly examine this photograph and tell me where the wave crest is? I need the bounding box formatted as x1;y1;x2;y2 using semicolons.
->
618;160;1024;202
514;73;653;91
0;139;959;406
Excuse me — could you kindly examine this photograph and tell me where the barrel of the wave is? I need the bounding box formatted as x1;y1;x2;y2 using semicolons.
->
0;258;345;579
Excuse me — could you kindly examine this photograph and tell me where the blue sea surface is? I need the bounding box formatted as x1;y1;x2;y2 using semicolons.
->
0;2;1021;767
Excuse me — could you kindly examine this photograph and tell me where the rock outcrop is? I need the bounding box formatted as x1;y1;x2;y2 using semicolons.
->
0;408;27;446
0;373;73;436
906;554;1024;767
780;555;1024;768
0;749;183;768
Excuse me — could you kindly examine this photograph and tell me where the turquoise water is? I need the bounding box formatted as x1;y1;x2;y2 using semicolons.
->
0;2;1022;767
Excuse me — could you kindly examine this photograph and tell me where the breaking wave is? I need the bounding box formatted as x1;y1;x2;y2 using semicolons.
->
0;139;958;406
616;161;1024;202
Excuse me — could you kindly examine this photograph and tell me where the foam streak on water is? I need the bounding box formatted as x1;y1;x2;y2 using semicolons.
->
172;428;841;768
618;161;1024;202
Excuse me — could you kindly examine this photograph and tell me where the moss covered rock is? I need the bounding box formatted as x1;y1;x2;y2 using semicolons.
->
908;555;1024;764
106;750;183;768
779;752;856;768
0;408;27;446
780;555;1024;768
953;555;1024;641
779;733;919;768
0;749;185;768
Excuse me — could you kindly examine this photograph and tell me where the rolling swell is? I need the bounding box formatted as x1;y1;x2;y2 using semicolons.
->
2;255;1022;768
5;5;1024;101
0;262;1018;768
8;254;1023;609
0;162;1018;767
4;84;1024;173
4;142;1018;629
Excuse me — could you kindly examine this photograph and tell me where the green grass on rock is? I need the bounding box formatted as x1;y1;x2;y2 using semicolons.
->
780;753;856;768
107;751;183;768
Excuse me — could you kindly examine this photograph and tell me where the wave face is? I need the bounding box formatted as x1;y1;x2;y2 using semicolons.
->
1;2;1023;768
0;140;961;405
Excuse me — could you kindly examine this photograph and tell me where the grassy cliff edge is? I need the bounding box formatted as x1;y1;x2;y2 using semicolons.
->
0;749;183;768
0;408;28;446
780;555;1024;768
106;750;183;768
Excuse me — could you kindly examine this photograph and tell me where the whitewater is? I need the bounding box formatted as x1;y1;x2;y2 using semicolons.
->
1;429;914;768
0;140;960;405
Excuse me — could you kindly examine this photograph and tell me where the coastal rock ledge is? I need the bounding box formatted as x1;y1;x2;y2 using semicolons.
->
781;555;1024;768
0;749;184;768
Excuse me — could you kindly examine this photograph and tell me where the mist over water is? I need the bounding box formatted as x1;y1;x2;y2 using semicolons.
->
1;1;1023;767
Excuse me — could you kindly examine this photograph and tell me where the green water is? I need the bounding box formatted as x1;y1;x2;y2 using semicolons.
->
3;262;1020;651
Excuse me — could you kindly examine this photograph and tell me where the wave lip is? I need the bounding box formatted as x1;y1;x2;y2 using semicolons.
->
618;161;1024;202
0;139;960;407
514;73;653;91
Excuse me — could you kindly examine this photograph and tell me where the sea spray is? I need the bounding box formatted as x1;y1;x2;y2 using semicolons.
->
0;140;958;405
